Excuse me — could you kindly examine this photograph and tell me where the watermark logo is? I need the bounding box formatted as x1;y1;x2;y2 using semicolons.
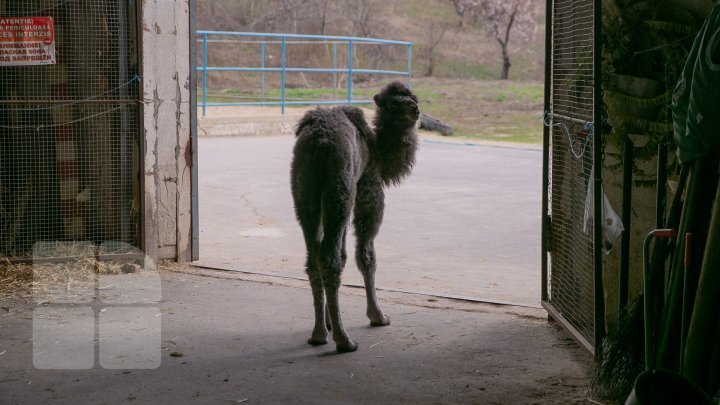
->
32;241;161;369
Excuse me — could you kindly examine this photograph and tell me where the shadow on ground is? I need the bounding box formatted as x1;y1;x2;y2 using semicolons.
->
0;265;592;404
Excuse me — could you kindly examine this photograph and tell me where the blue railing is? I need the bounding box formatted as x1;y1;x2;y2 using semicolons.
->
196;31;413;115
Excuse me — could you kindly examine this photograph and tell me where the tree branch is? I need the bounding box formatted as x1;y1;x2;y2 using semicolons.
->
503;5;517;48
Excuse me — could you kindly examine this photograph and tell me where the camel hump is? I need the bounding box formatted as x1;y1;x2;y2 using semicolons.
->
295;106;372;139
338;106;372;138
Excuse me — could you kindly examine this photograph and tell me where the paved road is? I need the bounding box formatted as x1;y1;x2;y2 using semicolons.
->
198;135;542;307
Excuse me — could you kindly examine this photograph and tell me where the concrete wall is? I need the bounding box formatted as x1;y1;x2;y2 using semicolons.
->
141;0;193;262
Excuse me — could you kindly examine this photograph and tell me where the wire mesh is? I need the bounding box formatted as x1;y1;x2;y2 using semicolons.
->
545;0;596;346
0;0;141;259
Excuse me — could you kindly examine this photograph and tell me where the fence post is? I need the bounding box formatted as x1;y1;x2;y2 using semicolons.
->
333;42;337;100
347;40;353;105
195;32;413;111
260;42;265;101
202;32;208;116
407;43;413;89
281;36;286;114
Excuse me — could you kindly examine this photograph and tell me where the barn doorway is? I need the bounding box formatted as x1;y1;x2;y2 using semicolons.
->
192;3;546;309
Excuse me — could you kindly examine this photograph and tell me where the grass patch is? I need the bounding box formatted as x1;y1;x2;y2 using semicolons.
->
507;84;544;103
437;59;497;80
494;93;507;102
411;77;543;144
199;86;378;105
200;77;545;145
452;113;542;144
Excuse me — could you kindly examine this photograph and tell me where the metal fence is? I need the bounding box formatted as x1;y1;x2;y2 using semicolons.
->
0;0;141;260
196;31;412;115
542;0;604;354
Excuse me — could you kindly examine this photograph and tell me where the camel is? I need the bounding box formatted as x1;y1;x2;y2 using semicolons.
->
290;81;420;352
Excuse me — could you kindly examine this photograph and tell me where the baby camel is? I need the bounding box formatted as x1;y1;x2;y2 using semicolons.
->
290;81;419;352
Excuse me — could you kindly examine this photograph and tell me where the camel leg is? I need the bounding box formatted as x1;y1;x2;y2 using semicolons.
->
299;214;329;345
354;177;390;326
356;240;390;326
317;197;358;353
324;302;331;331
307;265;329;345
322;272;357;352
325;228;348;331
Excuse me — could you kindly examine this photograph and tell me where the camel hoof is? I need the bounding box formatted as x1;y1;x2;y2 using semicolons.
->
336;340;359;353
308;336;328;346
370;315;391;327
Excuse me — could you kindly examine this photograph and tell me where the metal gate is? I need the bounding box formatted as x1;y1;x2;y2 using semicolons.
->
0;1;141;260
541;0;605;354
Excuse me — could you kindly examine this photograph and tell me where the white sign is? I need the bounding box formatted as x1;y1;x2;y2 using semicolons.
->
0;16;56;66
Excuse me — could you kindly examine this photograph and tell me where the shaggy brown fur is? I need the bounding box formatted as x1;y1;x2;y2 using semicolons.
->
290;81;419;352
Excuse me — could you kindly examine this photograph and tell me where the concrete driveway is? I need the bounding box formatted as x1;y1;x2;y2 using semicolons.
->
198;135;542;307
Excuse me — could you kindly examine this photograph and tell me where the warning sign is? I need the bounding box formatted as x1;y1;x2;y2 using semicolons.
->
0;16;56;66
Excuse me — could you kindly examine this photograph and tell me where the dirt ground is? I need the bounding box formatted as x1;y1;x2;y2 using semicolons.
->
0;263;595;404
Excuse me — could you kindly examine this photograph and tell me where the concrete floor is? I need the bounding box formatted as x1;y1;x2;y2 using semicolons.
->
0;265;593;404
198;135;542;307
0;120;596;404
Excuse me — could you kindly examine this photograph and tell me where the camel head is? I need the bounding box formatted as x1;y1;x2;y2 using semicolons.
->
373;81;420;127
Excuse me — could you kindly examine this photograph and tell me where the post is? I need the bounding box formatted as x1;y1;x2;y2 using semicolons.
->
117;0;131;244
189;0;199;260
281;36;286;114
407;43;413;89
202;32;208;116
347;40;353;104
333;42;337;100
619;139;633;314
260;42;265;102
541;0;552;304
657;142;668;227
593;0;606;356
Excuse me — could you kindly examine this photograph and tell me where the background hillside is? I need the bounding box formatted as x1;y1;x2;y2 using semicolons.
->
195;0;546;142
196;0;545;80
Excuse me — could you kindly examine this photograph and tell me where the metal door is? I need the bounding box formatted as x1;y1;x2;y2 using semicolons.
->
0;0;142;260
542;0;605;354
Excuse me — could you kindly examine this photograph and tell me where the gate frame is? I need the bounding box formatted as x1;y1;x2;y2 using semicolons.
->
135;0;148;262
541;0;606;357
189;0;199;261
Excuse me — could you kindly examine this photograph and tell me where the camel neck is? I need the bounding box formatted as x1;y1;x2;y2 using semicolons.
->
372;119;418;186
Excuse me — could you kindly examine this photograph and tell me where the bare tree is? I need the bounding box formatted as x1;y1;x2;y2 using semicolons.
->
343;0;385;37
419;20;449;76
280;0;300;33
248;0;324;33
448;0;481;28
478;0;536;80
319;0;330;35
